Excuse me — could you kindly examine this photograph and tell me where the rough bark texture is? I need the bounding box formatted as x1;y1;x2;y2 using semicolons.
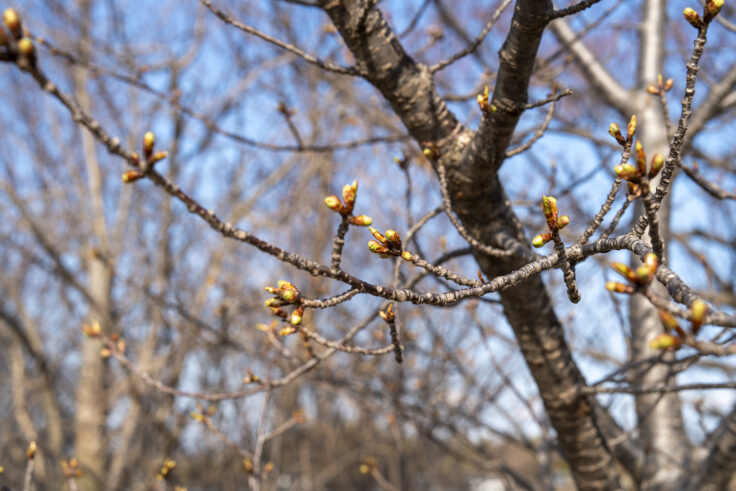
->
320;0;621;488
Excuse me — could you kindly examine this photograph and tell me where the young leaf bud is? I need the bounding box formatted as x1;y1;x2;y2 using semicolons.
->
385;229;401;247
609;122;626;145
610;262;637;283
615;163;638;181
690;298;707;333
368;240;390;255
683;7;702;28
605;281;635;294
649;333;682;350
290;306;304;326
646;85;660;95
627;114;637;139
122;170;144;183
649;153;664;178
342;180;357;212
401;250;413;261
324;195;343;212
532;233;551;248
664;78;674;91
143;131;155;157
658;310;680;331
369;227;387;244
3;9;21;38
557;215;570;229
635;140;646;175
542;195;558;229
17;37;34;57
149;150;168;164
349;214;373;226
704;0;724;21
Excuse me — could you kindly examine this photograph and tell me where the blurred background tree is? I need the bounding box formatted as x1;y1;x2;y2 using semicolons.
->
0;0;735;490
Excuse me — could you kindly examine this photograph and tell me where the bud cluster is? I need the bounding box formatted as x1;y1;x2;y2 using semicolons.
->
647;74;674;96
532;195;570;248
368;226;409;259
605;252;659;294
476;85;497;113
264;280;306;333
122;131;169;183
1;9;36;69
323;179;373;226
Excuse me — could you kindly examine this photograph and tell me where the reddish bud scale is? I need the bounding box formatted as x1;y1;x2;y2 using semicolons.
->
649;154;664;178
368;240;390;255
532;233;552;248
683;7;702;28
149;151;168;164
342;180;358;212
704;0;724;22
615;163;638;181
557;215;570;229
609;122;626;145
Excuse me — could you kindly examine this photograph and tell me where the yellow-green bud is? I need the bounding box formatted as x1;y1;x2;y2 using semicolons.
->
610;262;636;283
349;214;372;226
122;170;144;183
324;195;343;212
143;131;155;156
649;333;681;350
3;9;20;37
608;122;625;145
627;114;637;139
385;229;401;246
605;281;635;294
401;250;413;261
369;227;387;244
658;310;680;330
690;298;707;333
532;234;549;248
149;150;168;164
649;153;664;178
683;7;702;27
368;240;389;255
615;163;638;181
558;215;570;229
17;37;33;57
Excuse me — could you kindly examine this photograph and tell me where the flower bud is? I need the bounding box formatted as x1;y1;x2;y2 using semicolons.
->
649;153;664;178
279;326;296;336
557;215;570;229
143;131;155;157
635;140;646;175
646;85;660;95
664;78;674;91
615;163;638;181
342;180;357;212
122;170;144;183
658;310;680;331
368;240;390;255
385;229;401;247
649;333;681;350
26;441;37;460
401;250;413;261
3;9;21;38
324;195;343;212
17;37;34;57
532;233;551;248
609;122;626;145
606;281;635;294
290;306;304;326
627;114;637;139
610;262;636;283
369;227;387;244
349;214;372;226
542;195;558;229
704;0;724;21
683;7;702;28
690;298;707;333
149;150;168;164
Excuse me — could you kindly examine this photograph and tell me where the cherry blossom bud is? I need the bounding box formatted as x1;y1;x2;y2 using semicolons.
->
649;333;681;350
649;154;664;178
349;215;372;226
627;114;637;139
324;195;343;212
605;281;635;294
609;122;626;145
143;131;155;157
3;9;21;38
122;170;144;183
615;163;638;181
683;7;702;28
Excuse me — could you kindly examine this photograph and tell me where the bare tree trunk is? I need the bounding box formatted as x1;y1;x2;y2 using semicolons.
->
628;1;689;487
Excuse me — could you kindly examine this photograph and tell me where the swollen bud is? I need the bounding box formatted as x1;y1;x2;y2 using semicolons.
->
3;8;21;38
342;180;358;212
649;333;682;350
610;262;637;283
704;0;724;22
635;140;646;175
290;305;304;326
143;131;155;157
609;122;626;145
557;215;570;229
658;310;680;331
627;114;637;139
646;85;660;95
683;7;702;28
368;240;390;255
385;229;401;247
649;153;664;178
324;195;343;213
532;233;551;248
401;250;413;261
664;78;674;91
122;170;144;183
690;298;707;333
149;151;168;164
369;227;387;244
542;195;558;229
615;163;638;181
17;37;33;57
349;215;372;226
605;281;635;294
